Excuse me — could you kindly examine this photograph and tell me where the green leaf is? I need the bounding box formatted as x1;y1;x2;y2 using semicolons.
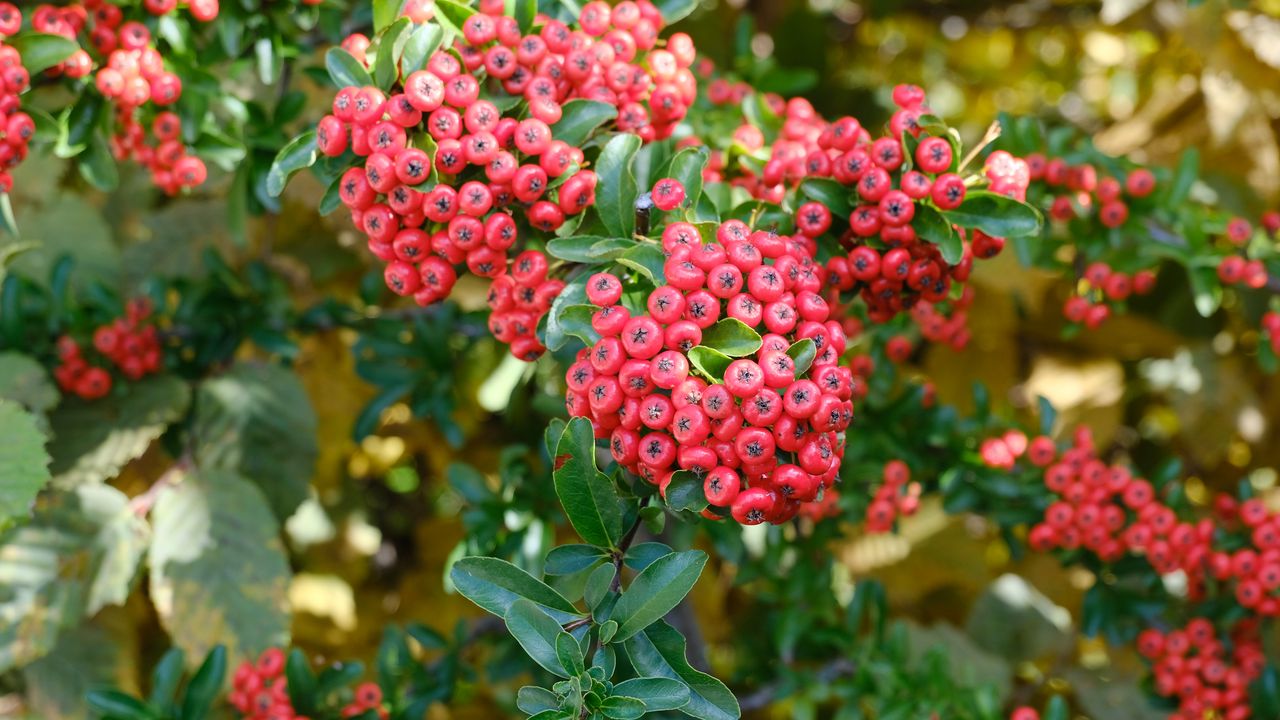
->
514;0;538;31
599;619;619;644
612;678;691;712
941;191;1042;239
687;346;732;382
611;551;707;642
504;599;571;678
551;100;618;147
1188;265;1223;317
181;646;226;720
1037;396;1057;436
148;648;185;709
786;339;816;376
699;318;762;357
1167;147;1199;206
655;0;699;23
0;401;51;531
148;471;291;665
374;17;412;90
372;0;405;31
596;133;643;238
664;147;708;214
546;235;636;263
9;33;78;75
24;623;131;720
545;544;607;575
517;686;560;714
798;178;852;219
584;562;615;612
624;542;672;572
0;194;18;239
85;689;156;720
623;621;739;720
46;374;190;488
601;696;646;720
450;556;583;622
554;417;624;548
324;47;373;89
556;632;586;676
0;485;147;672
400;23;443;74
617;243;665;284
435;0;477;30
266;130;319;198
78;131;119;191
914;204;962;265
663;471;707;513
554;304;602;348
191;363;318;521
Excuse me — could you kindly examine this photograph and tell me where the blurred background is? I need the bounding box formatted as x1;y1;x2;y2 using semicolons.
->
6;0;1280;718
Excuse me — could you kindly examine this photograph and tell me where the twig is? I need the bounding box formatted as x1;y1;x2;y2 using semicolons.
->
129;454;193;516
957;121;1002;174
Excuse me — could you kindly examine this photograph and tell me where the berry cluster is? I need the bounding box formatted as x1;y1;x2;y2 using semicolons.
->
564;219;855;525
863;459;921;532
31;2;208;194
0;4;34;193
1216;216;1275;290
52;299;162;400
321;1;696;345
1060;261;1157;329
1136;619;1264;720
983;427;1280;617
230;649;385;720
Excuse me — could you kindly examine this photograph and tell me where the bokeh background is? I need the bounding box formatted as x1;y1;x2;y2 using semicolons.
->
6;0;1280;718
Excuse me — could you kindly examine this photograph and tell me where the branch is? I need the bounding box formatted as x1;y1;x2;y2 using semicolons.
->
736;657;857;711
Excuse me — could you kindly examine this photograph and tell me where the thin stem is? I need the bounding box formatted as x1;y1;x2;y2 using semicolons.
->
610;497;650;593
957;121;1002;174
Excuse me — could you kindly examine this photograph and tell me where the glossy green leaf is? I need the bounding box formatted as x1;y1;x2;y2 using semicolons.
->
266;130;318;197
435;0;477;31
663;470;707;513
546;235;635;263
545;544;607;575
617;243;665;284
504;599;571;678
914;204;962;265
687;346;732;382
9;33;78;75
555;632;586;676
611;551;706;642
85;690;156;720
601;696;646;720
663;147;708;214
941;191;1042;239
373;18;412;89
450;556;583;622
596;133;643;238
786;339;816;376
551;100;618;146
180;646;226;720
699;318;762;357
623;621;739;720
324;47;373;89
798;177;852;219
554;417;624;548
400;22;443;74
517;686;560;714
611;678;691;712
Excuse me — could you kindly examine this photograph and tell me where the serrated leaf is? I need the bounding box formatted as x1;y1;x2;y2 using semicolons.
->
148;471;291;665
623;621;739;720
266;130;319;198
0;485;148;672
191;363;318;521
551;100;618;147
46;374;189;488
504;599;571;678
450;556;583;622
554;417;624;548
596;133;643;238
0;401;51;530
611;551;706;642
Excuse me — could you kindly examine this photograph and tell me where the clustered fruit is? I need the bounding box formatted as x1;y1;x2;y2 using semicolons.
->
0;3;36;194
30;1;208;194
983;426;1280;617
863;459;922;532
52;298;162;400
230;648;386;720
320;1;694;358
1060;260;1157;329
1136;618;1264;720
564;217;855;524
